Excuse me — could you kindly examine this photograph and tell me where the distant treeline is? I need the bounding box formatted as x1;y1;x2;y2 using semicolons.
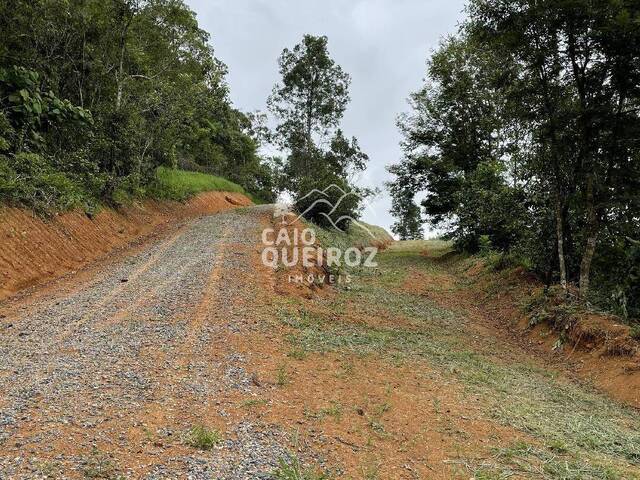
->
389;0;640;318
0;0;276;212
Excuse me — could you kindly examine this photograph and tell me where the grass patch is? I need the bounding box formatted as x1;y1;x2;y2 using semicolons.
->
308;219;393;252
272;455;328;480
239;398;268;409
276;364;290;387
151;166;246;201
82;447;122;479
287;346;308;360
473;441;630;479
280;243;640;477
185;425;222;450
305;401;343;421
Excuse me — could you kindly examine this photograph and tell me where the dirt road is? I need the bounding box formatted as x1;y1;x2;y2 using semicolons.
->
0;205;294;479
1;205;639;479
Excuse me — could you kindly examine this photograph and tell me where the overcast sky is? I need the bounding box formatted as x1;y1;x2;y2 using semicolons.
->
185;0;467;235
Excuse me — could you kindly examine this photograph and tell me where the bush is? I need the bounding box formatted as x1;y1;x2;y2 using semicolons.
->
185;425;221;450
0;153;91;213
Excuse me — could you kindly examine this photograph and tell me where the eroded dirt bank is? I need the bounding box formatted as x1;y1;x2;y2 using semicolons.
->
0;191;251;301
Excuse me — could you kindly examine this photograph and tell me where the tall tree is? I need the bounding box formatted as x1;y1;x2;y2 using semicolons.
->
268;34;351;178
268;34;369;230
0;0;277;207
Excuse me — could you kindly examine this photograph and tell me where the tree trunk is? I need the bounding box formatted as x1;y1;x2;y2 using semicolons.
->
555;193;568;290
115;15;132;112
116;42;125;111
579;175;598;297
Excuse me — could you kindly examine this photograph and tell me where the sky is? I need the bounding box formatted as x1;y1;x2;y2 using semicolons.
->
185;0;468;235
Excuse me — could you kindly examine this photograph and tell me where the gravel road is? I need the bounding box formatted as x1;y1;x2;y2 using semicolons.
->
0;205;294;479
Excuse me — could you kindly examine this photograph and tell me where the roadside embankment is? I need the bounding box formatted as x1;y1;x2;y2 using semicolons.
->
0;191;251;300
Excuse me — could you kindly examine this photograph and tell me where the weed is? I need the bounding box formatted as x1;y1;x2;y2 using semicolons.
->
272;455;328;480
185;425;221;450
142;426;154;443
334;359;355;379
373;402;391;417
319;402;343;420
82;447;121;479
239;398;268;409
630;324;640;340
369;420;387;436
276;364;290;387
287;347;308;360
36;460;61;479
361;459;380;480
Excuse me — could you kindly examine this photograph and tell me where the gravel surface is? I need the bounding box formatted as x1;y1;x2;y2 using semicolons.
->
0;205;295;479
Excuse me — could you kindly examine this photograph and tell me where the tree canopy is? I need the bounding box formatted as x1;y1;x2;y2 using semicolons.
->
0;0;276;211
388;0;640;316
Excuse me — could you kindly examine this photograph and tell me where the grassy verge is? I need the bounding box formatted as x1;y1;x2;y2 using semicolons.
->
0;155;251;214
280;240;640;479
307;219;394;251
150;166;247;201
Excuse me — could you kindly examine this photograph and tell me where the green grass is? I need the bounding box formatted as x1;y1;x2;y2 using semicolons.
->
276;364;290;387
278;241;640;479
272;455;328;480
152;166;246;201
185;425;222;450
308;219;394;252
239;398;268;409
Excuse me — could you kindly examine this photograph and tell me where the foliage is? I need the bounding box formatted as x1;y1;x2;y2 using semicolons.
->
268;35;370;227
268;35;350;157
0;153;95;213
293;174;363;231
0;0;275;211
388;0;640;316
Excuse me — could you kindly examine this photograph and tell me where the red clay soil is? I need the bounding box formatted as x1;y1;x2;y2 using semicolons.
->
0;191;251;301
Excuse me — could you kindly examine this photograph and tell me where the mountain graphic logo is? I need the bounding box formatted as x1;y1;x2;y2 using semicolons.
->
276;184;376;239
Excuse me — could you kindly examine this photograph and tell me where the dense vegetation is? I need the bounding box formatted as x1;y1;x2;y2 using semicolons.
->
0;0;276;213
268;35;371;230
388;0;640;319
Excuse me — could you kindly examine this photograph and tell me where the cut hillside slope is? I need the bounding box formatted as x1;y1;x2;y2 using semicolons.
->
0;191;251;301
403;241;640;408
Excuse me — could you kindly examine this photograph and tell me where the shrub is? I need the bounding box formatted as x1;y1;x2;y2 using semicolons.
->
293;174;363;231
0;153;90;213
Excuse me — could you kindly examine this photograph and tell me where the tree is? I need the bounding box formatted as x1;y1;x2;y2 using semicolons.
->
0;0;277;205
269;35;369;228
268;34;351;178
469;0;640;296
388;0;640;313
